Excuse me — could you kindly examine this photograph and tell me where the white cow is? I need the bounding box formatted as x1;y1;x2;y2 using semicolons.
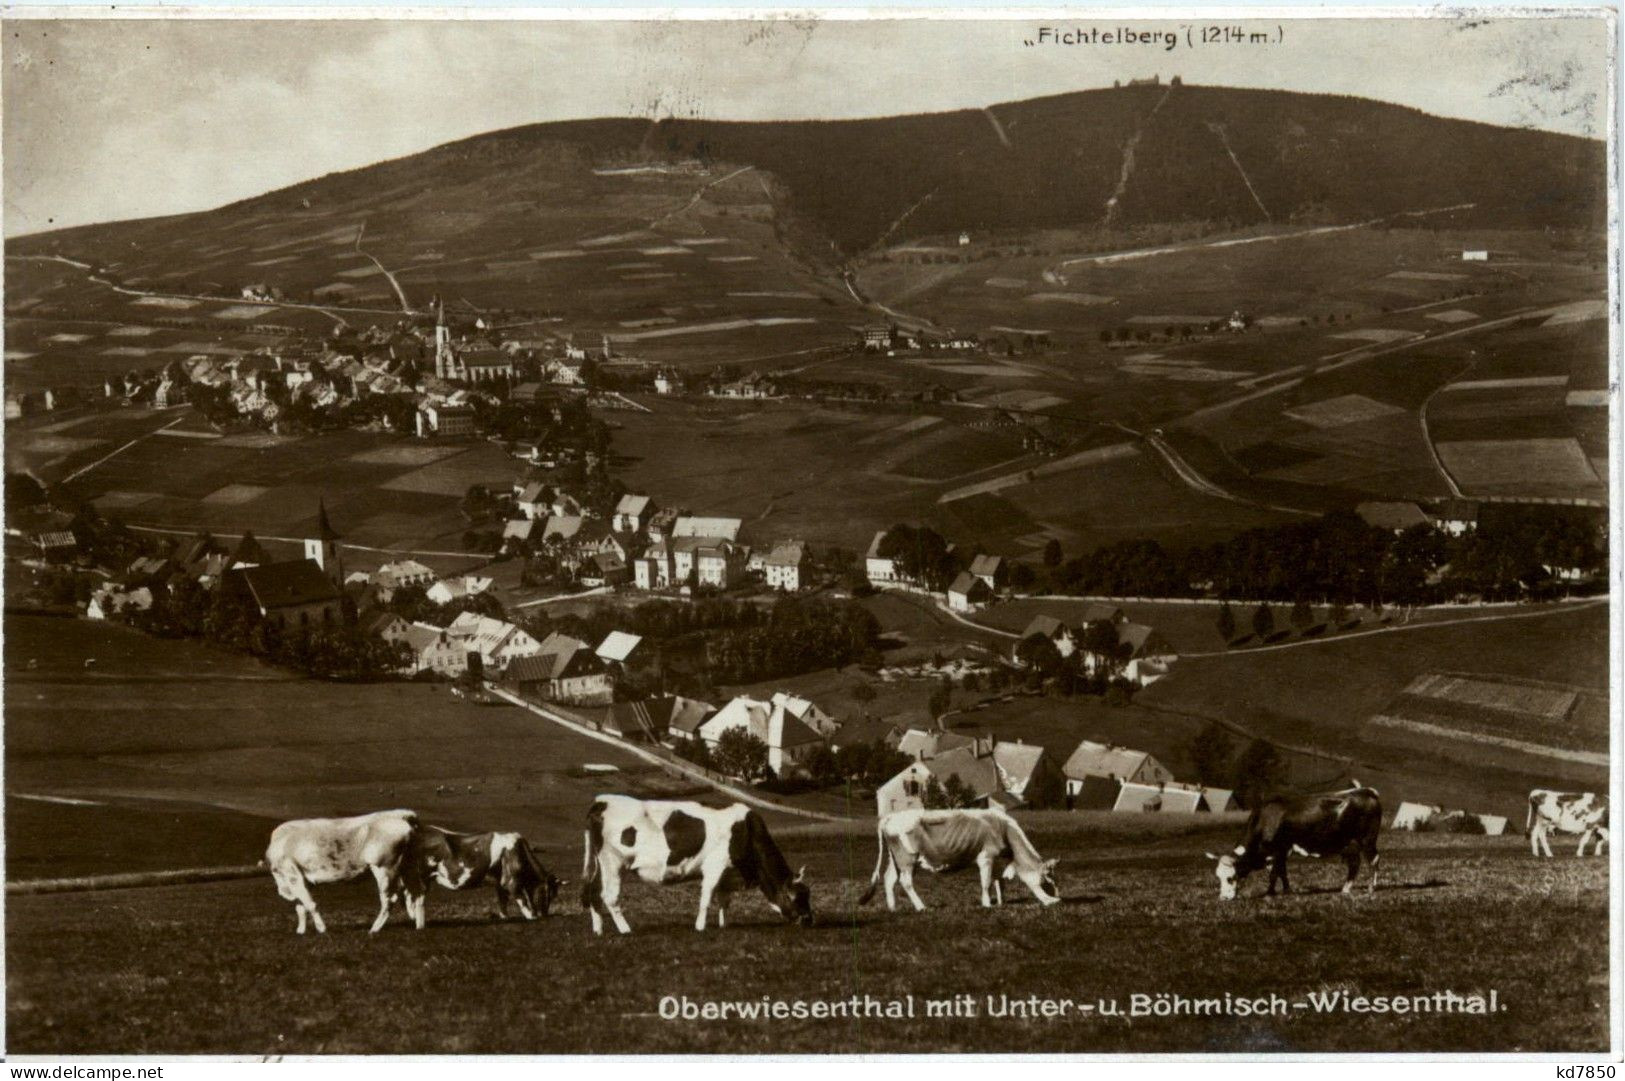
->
264;809;429;934
857;807;1060;911
581;795;812;934
1527;790;1609;857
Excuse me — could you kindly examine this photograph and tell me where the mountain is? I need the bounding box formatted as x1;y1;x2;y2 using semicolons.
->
9;83;1604;313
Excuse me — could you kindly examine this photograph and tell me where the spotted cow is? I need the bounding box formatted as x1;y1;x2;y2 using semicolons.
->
419;827;563;919
263;809;428;934
580;796;812;934
1527;790;1609;857
1208;785;1383;901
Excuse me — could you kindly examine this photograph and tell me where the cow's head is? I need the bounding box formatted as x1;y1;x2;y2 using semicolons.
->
504;837;563;916
1038;858;1060;900
773;866;814;927
1206;846;1247;901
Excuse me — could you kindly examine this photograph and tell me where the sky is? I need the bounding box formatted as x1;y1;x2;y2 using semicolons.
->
1;13;1613;236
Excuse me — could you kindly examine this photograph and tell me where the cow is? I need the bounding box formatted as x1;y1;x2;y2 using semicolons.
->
857;807;1060;912
1207;785;1383;901
1527;790;1609;857
418;827;564;919
580;796;812;934
263;810;428;934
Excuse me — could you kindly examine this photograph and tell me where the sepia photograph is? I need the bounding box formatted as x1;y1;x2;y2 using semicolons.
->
0;7;1617;1058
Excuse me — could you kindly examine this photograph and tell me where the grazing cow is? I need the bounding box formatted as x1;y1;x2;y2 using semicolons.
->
1207;785;1383;900
580;796;812;934
264;810;428;934
418;827;563;919
1527;790;1609;857
858;807;1059;911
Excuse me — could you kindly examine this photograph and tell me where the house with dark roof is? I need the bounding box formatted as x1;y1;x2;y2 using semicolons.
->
829;716;903;751
612;493;655;534
947;571;993;613
1356;500;1429;533
1016;614;1076;662
223;559;343;629
504;637;612;705
603;694;713;742
1061;739;1173;804
969;553;1005;590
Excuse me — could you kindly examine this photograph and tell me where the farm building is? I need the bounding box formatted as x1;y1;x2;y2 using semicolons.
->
612;493;656;534
359;610;412;647
662;696;721;744
402;622;469;677
1356;501;1429;533
697;694;828;777
504;637;612;706
829;716;902;751
34;531;78;561
373;559;435;597
416;402;475;437
1113;781;1205;814
763;540;808;592
992;741;1066;809
969;553;1005;590
446;612;543;671
1016;614;1077;661
86;585;153;621
1462;250;1489;261
875;745;1003;814
595;631;642;667
1427;499;1480;537
1061;739;1173;795
947;571;993;613
1391;802;1443;830
426;575;494;605
603;695;713;742
865;531;908;587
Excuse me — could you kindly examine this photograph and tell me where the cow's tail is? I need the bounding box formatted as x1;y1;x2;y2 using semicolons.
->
580;800;605;911
855;819;888;906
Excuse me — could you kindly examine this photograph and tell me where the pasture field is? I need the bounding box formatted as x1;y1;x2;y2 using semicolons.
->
1137;601;1610;818
26;416;521;551
4;825;1608;1053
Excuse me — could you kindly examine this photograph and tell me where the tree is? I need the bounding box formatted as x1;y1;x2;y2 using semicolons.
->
1042;538;1063;567
927;679;953;720
850;682;877;703
1216;601;1237;642
713;728;770;782
1232;739;1284;810
1191;722;1236;787
1329;600;1349;627
1251;603;1275;640
1289;599;1314;632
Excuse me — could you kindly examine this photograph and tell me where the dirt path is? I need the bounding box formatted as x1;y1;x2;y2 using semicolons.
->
62;414;187;483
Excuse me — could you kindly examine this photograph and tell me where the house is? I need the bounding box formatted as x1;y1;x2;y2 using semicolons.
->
859;325;893;352
874;745;1002;814
580;551;629;587
416;402;475;437
445;611;543;671
612;494;655;535
426;575;494;606
373;559;435;598
991;741;1066;808
86;585;153;621
635;516;747;590
694;542;748;589
969;553;1004;591
1081;603;1126;626
34;531;78;561
829;716;902;751
1427;499;1480;537
662;696;720;744
229;531;272;569
502;519;537;548
865;531;907;587
402;621;469;677
697;695;829;777
1015;614;1076;661
603;695;713;742
1113;780;1206;814
763;540;807;592
359;610;412;647
223;559;343;629
1462;250;1489;261
1061;739;1173;798
1200;786;1239;813
537;515;586;547
504;637;613;705
595;631;643;667
515;482;551;520
1356;500;1429;533
1112;622;1177;686
947;571;993;613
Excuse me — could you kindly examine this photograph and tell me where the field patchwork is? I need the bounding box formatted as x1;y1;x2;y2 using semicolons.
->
1436;438;1601;493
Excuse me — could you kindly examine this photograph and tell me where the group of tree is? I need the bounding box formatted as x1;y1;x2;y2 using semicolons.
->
803;739;912;792
1189;722;1286;810
1038;506;1603;606
705;598;882;684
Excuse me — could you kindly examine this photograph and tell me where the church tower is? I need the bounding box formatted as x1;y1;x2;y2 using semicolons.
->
305;500;343;584
433;295;452;380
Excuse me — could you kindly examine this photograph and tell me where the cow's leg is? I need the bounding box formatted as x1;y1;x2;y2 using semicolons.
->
882;857;899;912
405;888;427;931
1576;829;1592;857
1366;851;1380;894
1341;850;1361;894
897;860;927;912
598;861;631;935
716;890;731;928
368;866;396;933
695;873;717;932
977;853;995;908
1539;825;1554;858
278;871;325;934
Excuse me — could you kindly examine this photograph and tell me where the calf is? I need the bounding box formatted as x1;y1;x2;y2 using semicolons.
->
858;807;1060;911
1527;790;1609;857
419;827;563;919
264;809;427;934
1208;785;1382;901
581;796;812;934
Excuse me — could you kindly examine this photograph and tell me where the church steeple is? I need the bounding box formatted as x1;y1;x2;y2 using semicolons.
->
305;500;343;583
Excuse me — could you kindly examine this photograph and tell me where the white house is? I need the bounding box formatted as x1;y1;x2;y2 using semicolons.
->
426;575;494;605
445;611;543;671
612;494;655;535
697;693;830;776
865;531;907;587
763;540;807;592
374;559;435;597
402;621;469;677
1462;250;1489;262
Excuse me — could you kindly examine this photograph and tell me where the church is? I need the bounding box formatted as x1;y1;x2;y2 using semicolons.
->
432;297;516;384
